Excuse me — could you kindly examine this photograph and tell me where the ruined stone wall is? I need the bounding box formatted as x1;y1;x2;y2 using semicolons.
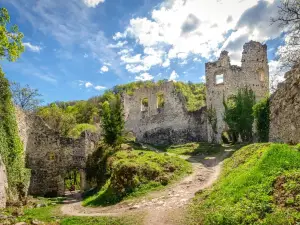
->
124;82;207;145
0;155;8;208
206;41;269;143
269;63;300;144
15;111;100;197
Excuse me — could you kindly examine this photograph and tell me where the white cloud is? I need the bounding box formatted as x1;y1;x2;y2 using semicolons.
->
83;0;105;8
85;82;93;88
135;72;154;81
162;59;170;68
100;65;109;73
169;70;179;81
126;64;148;73
115;0;283;72
94;85;106;91
108;41;128;48
23;42;42;52
269;60;288;92
84;53;88;58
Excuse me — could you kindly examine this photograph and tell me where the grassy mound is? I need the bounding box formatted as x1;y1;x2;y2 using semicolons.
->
83;149;192;206
187;143;300;225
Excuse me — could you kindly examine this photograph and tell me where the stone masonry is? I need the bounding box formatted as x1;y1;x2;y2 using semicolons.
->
206;41;269;143
124;81;207;145
0;155;8;208
16;109;100;197
269;63;300;144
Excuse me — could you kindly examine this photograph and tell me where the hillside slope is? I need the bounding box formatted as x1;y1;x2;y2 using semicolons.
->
187;143;300;225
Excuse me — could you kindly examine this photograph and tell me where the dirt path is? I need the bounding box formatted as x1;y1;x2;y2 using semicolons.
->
60;149;233;224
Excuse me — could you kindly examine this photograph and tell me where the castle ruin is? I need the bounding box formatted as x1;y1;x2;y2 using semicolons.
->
206;41;269;143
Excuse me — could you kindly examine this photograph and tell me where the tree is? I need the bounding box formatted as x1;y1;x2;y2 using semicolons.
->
223;87;256;142
100;94;124;145
10;82;43;111
272;0;300;67
37;103;76;136
253;97;270;142
0;8;24;63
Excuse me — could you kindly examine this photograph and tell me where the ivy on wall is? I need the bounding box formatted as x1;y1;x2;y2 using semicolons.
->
0;69;29;201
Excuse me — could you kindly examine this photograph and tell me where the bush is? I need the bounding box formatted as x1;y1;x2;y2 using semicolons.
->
253;97;270;142
223;87;256;142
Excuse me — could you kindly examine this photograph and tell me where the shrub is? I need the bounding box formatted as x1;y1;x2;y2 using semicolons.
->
253;97;270;142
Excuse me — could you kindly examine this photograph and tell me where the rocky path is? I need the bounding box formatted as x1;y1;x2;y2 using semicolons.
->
60;149;233;225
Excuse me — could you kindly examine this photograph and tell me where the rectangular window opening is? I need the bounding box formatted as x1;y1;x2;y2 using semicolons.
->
215;74;224;85
157;92;165;109
141;98;149;111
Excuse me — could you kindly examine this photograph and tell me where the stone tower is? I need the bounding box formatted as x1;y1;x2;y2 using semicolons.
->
205;41;269;143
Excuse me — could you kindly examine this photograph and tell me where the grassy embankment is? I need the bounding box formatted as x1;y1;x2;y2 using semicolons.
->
186;143;300;225
83;144;192;206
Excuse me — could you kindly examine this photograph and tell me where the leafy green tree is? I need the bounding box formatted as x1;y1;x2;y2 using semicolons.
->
0;8;24;62
223;87;256;142
101;94;124;145
253;97;270;142
10;82;43;111
38;103;76;136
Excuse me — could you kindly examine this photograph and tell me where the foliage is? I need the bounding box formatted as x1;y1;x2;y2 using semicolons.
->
0;69;29;200
141;97;148;107
10;82;43;111
174;81;206;111
37;103;76;136
253;97;270;142
65;101;100;124
67;123;98;138
113;80;157;95
101;94;124;145
156;92;165;108
223;87;256;142
186;143;300;225
0;8;24;62
83;147;192;206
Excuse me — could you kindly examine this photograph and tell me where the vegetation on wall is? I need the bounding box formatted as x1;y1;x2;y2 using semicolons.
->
223;87;256;142
187;143;300;225
0;7;28;201
174;81;206;112
0;69;29;201
253;97;270;142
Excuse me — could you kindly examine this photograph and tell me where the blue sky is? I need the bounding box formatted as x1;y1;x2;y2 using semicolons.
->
1;0;286;103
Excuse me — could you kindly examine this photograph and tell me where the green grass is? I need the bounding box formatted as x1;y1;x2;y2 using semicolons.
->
186;143;300;225
157;142;239;156
1;197;142;225
83;149;192;206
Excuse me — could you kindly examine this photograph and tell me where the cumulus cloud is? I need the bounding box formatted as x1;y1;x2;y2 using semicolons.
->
169;70;179;81
79;80;106;91
83;0;105;8
113;0;284;74
100;65;109;73
85;82;93;88
94;85;106;90
23;42;42;52
108;41;128;49
135;72;154;81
